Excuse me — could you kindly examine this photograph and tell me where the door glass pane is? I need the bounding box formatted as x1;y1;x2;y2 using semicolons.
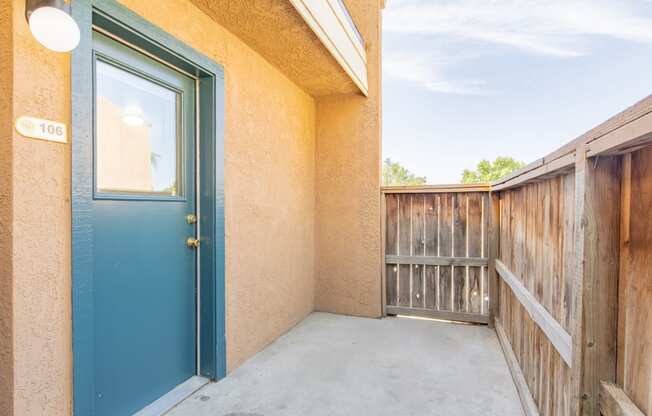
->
95;59;181;196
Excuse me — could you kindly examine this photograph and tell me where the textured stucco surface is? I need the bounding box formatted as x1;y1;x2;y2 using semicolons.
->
8;0;73;414
0;1;14;414
189;0;359;96
314;0;382;317
116;0;317;373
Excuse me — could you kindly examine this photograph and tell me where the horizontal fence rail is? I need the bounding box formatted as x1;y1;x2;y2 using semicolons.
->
383;187;491;324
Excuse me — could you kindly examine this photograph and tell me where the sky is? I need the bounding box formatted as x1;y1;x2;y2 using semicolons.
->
382;0;652;184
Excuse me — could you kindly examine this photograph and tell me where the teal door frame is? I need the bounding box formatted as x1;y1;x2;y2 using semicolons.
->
71;1;226;414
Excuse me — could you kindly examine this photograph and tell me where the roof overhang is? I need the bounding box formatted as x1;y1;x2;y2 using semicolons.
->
190;0;369;96
288;0;368;96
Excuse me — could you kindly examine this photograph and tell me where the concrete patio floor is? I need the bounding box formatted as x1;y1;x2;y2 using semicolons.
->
168;312;524;416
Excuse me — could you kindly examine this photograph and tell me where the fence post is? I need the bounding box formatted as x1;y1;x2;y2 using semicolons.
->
488;191;500;328
572;144;621;416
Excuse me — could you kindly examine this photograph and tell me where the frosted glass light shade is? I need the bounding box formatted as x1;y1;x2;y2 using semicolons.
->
27;4;80;52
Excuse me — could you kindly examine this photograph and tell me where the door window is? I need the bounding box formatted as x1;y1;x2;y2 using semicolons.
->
95;58;182;197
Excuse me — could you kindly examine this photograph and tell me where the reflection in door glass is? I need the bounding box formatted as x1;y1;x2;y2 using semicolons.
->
95;60;181;196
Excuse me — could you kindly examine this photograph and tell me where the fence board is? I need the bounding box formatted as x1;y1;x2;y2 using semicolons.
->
621;146;652;414
398;194;411;256
412;264;424;308
453;266;467;313
440;194;453;257
386;194;398;255
439;266;452;312
425;265;437;310
412;194;425;256
386;264;398;307
398;264;410;307
469;266;482;314
425;195;438;256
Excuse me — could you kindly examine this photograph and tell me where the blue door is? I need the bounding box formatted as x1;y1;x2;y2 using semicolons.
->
91;31;198;415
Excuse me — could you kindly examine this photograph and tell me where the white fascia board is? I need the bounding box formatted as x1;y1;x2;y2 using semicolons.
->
289;0;369;96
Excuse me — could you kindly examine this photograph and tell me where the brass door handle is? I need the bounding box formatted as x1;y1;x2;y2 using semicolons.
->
186;237;200;248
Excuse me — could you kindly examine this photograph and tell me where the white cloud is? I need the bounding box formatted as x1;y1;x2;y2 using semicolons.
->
385;0;652;56
384;52;487;95
383;0;652;94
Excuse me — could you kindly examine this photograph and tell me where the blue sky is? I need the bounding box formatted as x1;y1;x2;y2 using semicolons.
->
382;0;652;183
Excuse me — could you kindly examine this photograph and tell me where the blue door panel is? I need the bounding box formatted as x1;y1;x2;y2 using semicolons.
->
91;31;197;416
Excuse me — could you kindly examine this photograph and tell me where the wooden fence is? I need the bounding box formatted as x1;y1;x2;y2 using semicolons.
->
382;185;491;324
488;96;652;416
382;95;652;416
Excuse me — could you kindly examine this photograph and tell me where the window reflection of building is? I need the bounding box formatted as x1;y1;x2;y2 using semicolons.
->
96;96;154;193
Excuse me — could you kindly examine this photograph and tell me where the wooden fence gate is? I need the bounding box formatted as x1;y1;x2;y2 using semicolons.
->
382;185;491;324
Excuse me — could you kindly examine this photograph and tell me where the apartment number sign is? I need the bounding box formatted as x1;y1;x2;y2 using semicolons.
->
15;116;67;144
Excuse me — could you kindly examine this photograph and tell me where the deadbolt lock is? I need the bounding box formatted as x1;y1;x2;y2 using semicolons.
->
186;237;200;248
185;214;198;224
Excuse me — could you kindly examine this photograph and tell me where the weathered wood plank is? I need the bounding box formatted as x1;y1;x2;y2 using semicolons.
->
500;192;512;268
385;264;398;307
385;193;398;255
468;193;483;257
453;266;467;313
425;194;438;256
439;265;452;311
469;266;482;314
580;155;621;416
496;320;541;416
561;172;575;332
586;111;652;157
600;382;645;416
492;152;576;191
453;193;467;258
425;265;437;310
398;264;411;307
412;194;425;256
496;259;572;367
382;183;491;194
616;154;631;386
384;255;488;267
488;192;501;326
524;183;538;295
398;194;411;256
411;264;424;308
571;144;588;416
623;146;652;414
512;187;526;279
440;194;453;257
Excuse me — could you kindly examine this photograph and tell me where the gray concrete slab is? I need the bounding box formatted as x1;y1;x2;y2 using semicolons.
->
168;313;524;416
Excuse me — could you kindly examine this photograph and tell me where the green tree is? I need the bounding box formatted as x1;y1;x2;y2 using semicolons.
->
383;158;427;186
461;157;525;184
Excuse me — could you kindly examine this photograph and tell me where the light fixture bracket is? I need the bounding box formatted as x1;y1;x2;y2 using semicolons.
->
25;0;71;22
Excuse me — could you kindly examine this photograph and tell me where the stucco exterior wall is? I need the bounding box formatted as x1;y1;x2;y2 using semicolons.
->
0;0;14;414
3;0;317;414
8;0;73;413
314;0;383;317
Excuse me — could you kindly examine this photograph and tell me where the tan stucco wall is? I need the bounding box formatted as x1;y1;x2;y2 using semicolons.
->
0;0;14;414
314;0;383;317
3;0;317;413
8;0;73;413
